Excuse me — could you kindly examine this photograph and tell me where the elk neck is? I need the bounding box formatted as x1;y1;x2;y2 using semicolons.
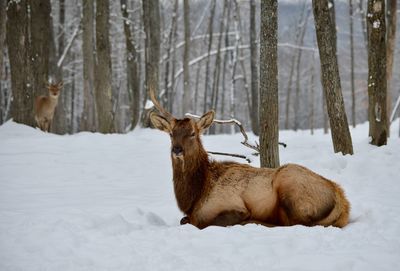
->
171;139;210;215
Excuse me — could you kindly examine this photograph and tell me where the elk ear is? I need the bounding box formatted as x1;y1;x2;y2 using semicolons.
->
150;112;172;133
197;110;215;133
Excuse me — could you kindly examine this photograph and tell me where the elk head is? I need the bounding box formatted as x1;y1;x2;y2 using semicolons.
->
47;81;64;98
148;86;214;161
150;111;215;160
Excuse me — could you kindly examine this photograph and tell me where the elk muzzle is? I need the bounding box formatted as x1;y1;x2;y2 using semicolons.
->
172;145;183;157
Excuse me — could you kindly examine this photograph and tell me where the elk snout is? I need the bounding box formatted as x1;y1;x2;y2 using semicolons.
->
172;146;183;156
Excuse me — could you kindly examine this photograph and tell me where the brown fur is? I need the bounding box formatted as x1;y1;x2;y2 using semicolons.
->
34;81;63;132
150;111;350;229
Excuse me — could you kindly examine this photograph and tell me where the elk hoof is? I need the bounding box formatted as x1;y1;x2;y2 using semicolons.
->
180;216;190;225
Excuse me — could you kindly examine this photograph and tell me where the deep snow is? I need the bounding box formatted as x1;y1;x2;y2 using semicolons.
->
0;120;399;271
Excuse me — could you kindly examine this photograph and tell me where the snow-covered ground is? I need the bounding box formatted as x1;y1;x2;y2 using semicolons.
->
0;120;399;271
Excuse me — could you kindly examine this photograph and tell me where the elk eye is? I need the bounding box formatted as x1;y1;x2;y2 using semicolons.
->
190;132;195;137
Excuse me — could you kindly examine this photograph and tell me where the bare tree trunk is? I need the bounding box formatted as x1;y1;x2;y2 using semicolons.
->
164;0;179;112
294;6;311;131
81;0;97;131
0;0;6;81
121;0;140;130
182;0;191;115
52;0;67;134
203;0;216;113
349;0;356;127
260;0;280;168
386;0;397;127
313;0;354;155
284;3;306;130
367;0;388;146
7;0;35;126
357;0;368;48
249;0;259;135
141;0;160;127
95;0;114;133
209;0;228;134
29;0;51;98
309;50;316;135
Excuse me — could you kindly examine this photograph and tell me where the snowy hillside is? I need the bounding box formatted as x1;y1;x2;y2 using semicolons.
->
0;121;399;271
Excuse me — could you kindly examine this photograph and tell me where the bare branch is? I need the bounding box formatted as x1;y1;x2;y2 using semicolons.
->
186;113;260;152
208;151;252;163
57;21;81;68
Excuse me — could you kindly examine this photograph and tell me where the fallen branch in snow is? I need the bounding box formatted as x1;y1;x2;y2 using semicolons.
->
185;113;287;155
208;151;252;163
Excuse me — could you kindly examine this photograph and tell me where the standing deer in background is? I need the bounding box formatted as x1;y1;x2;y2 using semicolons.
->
34;81;63;132
149;88;350;229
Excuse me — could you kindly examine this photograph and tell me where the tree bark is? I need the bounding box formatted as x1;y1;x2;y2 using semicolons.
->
367;0;387;146
141;0;160;127
0;0;6;81
29;0;51;97
121;0;140;130
81;0;97;131
95;0;114;133
349;0;356;127
312;0;354;155
182;0;191;115
260;0;280;168
7;0;35;126
203;0;216;113
294;6;311;131
249;0;259;135
386;0;397;125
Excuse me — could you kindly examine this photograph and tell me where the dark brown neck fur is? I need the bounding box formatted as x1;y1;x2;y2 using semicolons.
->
172;142;209;215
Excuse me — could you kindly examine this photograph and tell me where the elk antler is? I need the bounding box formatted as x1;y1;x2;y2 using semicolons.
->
148;85;173;120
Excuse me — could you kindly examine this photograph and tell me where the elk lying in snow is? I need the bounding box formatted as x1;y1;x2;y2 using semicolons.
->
34;81;63;132
149;92;350;229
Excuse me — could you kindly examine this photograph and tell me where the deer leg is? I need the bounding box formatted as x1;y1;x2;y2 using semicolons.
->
210;210;250;227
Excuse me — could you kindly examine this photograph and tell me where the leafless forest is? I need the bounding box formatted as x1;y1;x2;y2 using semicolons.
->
0;0;399;138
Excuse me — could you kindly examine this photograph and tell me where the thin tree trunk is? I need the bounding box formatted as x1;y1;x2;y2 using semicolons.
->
209;0;228;134
95;0;114;133
7;0;35;126
164;0;179;112
203;0;216;113
260;0;280;168
121;0;140;130
70;52;76;132
182;0;191;115
294;6;311;131
386;0;397;127
249;0;259;135
81;0;96;131
51;1;67;134
367;0;388;146
349;0;356;127
141;0;160;127
358;0;368;48
309;51;316;135
284;3;306;130
312;0;354;155
0;0;6;81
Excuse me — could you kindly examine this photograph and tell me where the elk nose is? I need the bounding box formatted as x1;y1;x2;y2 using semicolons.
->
172;146;183;155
